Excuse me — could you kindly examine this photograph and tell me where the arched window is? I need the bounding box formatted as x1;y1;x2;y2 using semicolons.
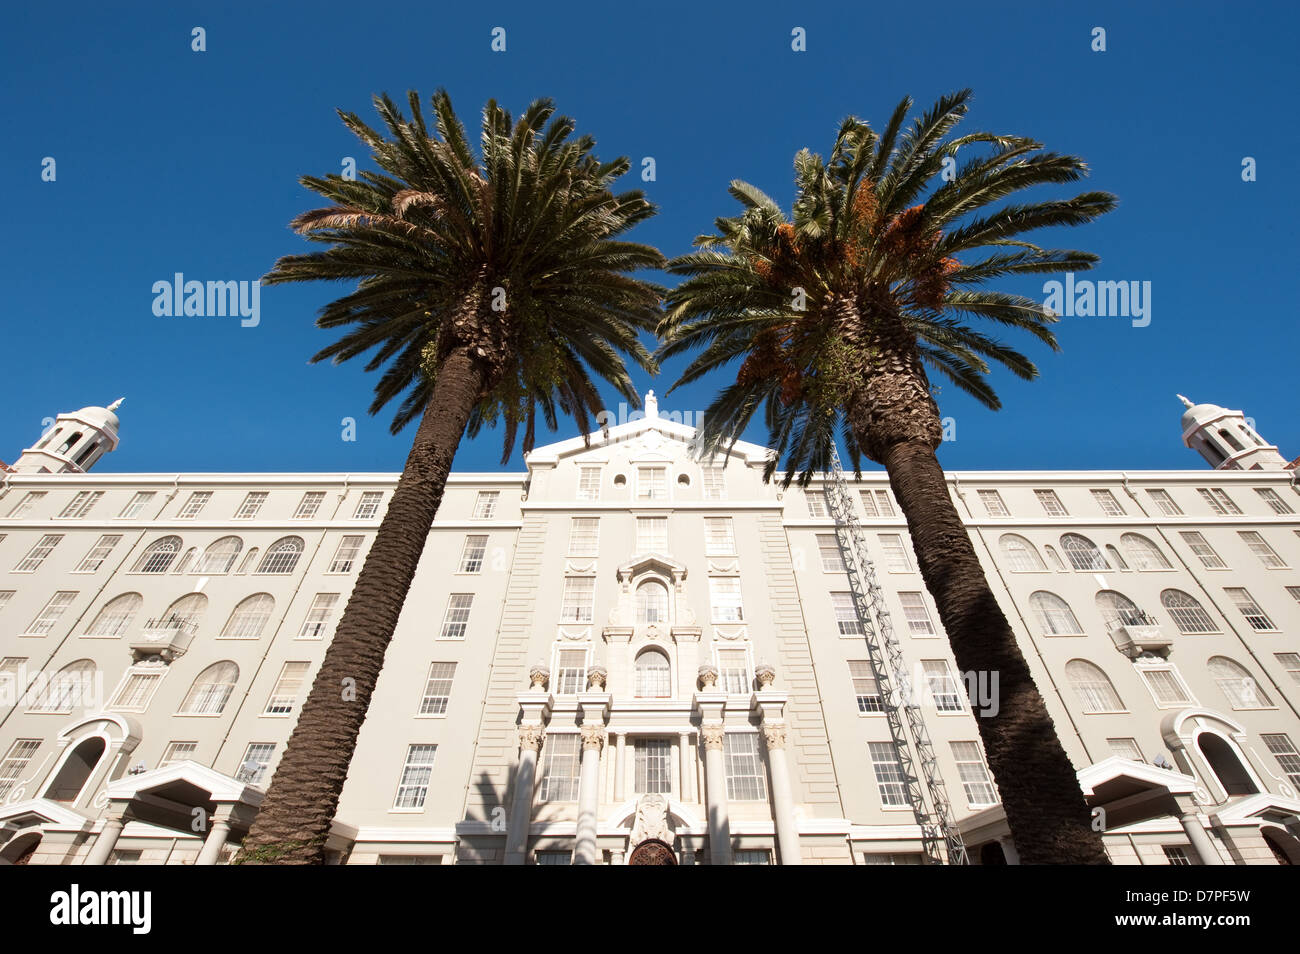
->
1065;660;1124;713
1197;733;1258;796
1122;533;1172;571
131;536;183;573
179;661;239;715
1095;590;1147;630
196;536;243;574
636;580;670;624
161;592;207;628
257;537;304;575
1043;545;1067;571
221;594;275;639
1105;545;1129;570
999;534;1046;572
35;659;97;712
1208;656;1273;709
236;548;259;574
635;650;672;698
1160;589;1219;634
173;548;197;574
1061;534;1108;570
84;593;142;638
44;736;106;803
1029;592;1083;636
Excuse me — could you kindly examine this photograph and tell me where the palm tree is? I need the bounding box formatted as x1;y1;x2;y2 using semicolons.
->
235;90;664;864
658;91;1116;864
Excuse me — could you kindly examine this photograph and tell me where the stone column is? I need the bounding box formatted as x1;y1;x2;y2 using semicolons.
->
614;732;627;804
504;724;545;865
700;722;732;865
761;723;801;865
1179;808;1225;865
576;723;606;865
196;808;233;866
84;812;126;865
679;732;693;803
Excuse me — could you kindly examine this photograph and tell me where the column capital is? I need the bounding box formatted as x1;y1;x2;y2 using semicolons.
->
518;724;546;752
700;723;726;750
761;723;788;750
580;724;607;751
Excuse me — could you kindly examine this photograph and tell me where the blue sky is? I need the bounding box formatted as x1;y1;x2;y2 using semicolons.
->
2;0;1295;475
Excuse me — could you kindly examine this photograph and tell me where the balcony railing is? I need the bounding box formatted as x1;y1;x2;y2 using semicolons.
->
129;615;198;661
1107;611;1170;658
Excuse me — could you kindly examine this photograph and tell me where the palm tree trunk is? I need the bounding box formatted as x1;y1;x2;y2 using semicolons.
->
236;346;487;864
874;437;1109;864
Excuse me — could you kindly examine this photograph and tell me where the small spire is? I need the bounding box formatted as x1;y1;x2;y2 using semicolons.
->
107;397;125;412
1176;394;1193;409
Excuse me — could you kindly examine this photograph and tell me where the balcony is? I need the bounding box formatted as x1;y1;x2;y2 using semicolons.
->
129;615;198;662
1107;611;1172;659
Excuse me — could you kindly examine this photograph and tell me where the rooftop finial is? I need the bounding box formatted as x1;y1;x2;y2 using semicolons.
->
108;397;125;412
645;389;658;419
1176;394;1193;409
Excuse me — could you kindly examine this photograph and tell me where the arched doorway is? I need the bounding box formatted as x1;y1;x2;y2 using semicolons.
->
1261;827;1300;865
628;839;677;865
1197;733;1258;797
44;736;106;803
979;842;1007;865
0;833;42;866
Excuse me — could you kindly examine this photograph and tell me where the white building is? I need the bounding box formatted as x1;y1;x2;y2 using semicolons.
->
0;393;1298;865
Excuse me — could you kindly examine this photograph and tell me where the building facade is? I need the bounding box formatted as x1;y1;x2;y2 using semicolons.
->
0;394;1298;865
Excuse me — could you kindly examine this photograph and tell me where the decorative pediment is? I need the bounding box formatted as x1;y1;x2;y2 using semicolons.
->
617;553;688;585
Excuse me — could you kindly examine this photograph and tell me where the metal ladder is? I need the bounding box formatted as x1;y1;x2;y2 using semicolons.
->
822;445;969;865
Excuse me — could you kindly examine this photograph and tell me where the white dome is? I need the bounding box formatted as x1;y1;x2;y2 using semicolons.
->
67;399;123;434
1177;395;1230;431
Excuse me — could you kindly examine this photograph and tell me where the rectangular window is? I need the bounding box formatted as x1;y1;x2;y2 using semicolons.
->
1140;666;1196;707
1107;738;1144;762
8;491;47;518
109;669;163;711
922;659;964;712
849;660;883;713
1274;652;1300;685
1256;487;1295;515
817;534;845;572
379;854;442;865
899;592;937;636
0;592;12;614
862;853;923;865
74;534;122;573
298;593;339;639
567;517;599;557
806;492;828;518
0;740;41;801
560;577;594;623
1163;845;1193;866
951;741;997;807
860;489;895;518
1091;489;1125;516
637;467;668;501
869;741;909;807
58;490;104;519
1224;587;1276;631
634;739;672;794
724;733;767;801
832;592;862;636
439;594;474;639
1198;487;1242;516
636;517;668;553
329;535;365;573
178;491;213;519
14;534;63;573
1180;531;1227;569
471;491;499;519
1238;531;1287;568
160;741;197;767
577;466;601;501
702;467;727;500
1290;586;1300;606
978;490;1009;517
237;743;276;785
879;533;912;572
1261;734;1300;791
733;849;772;865
25;591;77;636
533;851;571;866
459;535;487;573
0;656;29;700
293;491;325;519
709;577;744;622
555;649;588;695
393;745;437;809
109;850;142;865
419;663;456;716
717;648;750;695
353;491;384;520
1147;488;1183;516
117;491;155;519
264;661;310;715
1034;489;1068;516
539;734;580;801
234;491;268;519
704;517;736;556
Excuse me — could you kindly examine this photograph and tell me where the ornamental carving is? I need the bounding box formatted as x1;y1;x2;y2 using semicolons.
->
697;663;719;688
755;662;776;689
517;725;545;752
630;793;673;846
700;723;726;750
762;723;788;750
580;724;607;751
586;665;608;690
528;663;550;690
